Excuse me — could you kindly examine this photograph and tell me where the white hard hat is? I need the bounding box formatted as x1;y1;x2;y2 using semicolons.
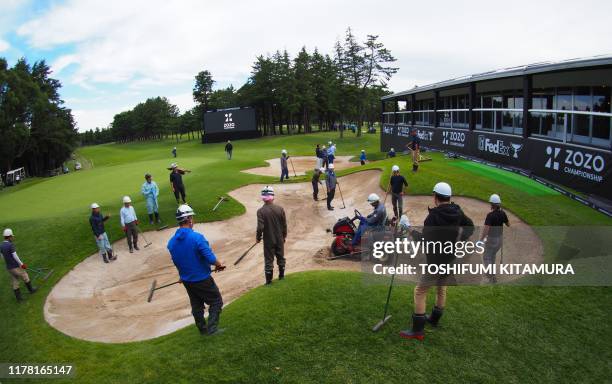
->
319;168;325;173
170;163;178;169
322;145;326;149
281;149;287;154
123;196;132;203
261;185;275;196
328;164;335;169
392;165;400;172
328;141;332;145
433;182;452;197
489;194;501;204
176;204;195;221
367;193;380;203
390;147;395;151
3;228;13;237
361;149;365;152
91;203;100;209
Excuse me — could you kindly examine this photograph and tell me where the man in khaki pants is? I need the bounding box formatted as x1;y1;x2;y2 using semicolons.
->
1;228;37;302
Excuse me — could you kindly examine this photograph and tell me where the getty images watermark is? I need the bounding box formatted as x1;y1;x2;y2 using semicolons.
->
359;226;612;286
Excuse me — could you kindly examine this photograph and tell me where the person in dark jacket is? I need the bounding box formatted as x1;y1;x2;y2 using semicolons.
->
2;228;37;302
89;203;115;263
280;150;290;182
169;163;190;204
168;204;226;335
400;182;474;341
315;144;323;169
387;147;396;158
408;129;421;172
325;164;337;210
225;140;233;160
256;186;287;285
389;165;408;220
321;145;328;169
479;194;510;283
311;167;325;201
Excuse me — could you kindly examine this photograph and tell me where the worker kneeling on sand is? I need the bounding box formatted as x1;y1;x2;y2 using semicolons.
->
2;228;37;302
400;182;474;341
167;204;226;336
256;186;288;285
352;193;387;248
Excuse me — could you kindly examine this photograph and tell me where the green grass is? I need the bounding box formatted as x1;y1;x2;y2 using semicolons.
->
448;160;559;196
0;131;610;383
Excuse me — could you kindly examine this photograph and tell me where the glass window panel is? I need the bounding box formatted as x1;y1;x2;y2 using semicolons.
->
573;87;591;112
555;88;572;111
492;96;503;109
482;111;493;130
593;86;611;113
572;114;590;141
593;116;610;140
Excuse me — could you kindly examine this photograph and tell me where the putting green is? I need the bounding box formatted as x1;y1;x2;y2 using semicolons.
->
448;160;560;196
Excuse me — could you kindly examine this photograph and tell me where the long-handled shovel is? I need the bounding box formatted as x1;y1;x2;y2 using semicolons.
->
212;196;227;212
372;250;400;332
337;182;346;209
234;242;258;266
289;157;297;177
147;279;181;302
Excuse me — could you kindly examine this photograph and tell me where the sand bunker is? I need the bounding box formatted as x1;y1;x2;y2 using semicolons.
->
45;170;542;343
242;156;355;176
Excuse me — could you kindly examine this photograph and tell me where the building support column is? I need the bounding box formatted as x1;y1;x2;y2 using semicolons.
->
469;82;476;131
433;91;439;127
523;75;532;138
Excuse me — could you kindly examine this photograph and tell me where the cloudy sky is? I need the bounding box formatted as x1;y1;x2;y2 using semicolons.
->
1;0;611;131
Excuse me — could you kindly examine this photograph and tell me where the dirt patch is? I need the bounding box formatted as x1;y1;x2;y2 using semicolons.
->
241;156;356;177
44;170;542;343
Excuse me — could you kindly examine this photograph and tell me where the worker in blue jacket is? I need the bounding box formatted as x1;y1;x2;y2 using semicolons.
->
167;204;226;336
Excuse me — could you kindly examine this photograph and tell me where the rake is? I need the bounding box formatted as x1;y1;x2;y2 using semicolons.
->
137;227;153;248
212;196;226;212
147;279;181;302
27;267;54;282
233;242;258;266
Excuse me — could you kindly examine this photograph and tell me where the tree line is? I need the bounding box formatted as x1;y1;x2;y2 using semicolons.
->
80;27;397;144
0;58;78;177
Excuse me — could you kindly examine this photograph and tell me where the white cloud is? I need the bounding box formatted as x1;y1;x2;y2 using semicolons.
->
14;0;612;131
0;39;9;52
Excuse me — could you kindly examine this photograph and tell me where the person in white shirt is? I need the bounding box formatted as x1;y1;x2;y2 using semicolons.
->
120;196;139;253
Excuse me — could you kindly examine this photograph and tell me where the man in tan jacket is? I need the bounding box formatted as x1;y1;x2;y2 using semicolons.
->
256;186;287;285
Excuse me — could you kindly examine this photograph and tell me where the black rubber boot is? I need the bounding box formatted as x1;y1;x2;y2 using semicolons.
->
25;281;37;294
412;163;418;172
265;271;273;285
399;314;426;341
14;288;23;302
107;249;116;261
102;253;109;263
149;214;154;225
154;212;160;223
207;309;224;335
193;313;207;335
134;241;140;251
278;267;285;280
426;306;443;327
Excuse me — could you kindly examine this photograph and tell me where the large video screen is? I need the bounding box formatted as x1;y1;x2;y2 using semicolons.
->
204;107;256;134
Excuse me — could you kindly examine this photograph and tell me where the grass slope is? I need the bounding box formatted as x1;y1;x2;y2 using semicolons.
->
0;131;609;383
